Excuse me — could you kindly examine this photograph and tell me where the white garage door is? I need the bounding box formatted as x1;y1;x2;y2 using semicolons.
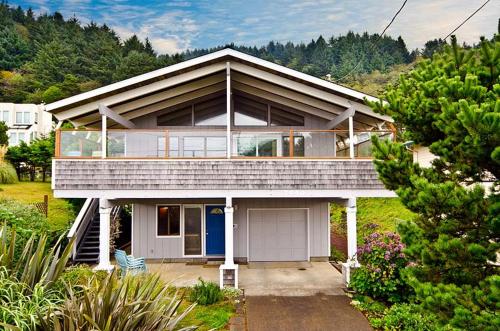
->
248;209;308;261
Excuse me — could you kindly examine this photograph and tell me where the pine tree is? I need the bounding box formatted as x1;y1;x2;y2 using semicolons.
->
369;34;499;329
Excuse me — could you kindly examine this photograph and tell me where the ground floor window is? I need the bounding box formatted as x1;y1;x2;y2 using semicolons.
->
157;205;181;236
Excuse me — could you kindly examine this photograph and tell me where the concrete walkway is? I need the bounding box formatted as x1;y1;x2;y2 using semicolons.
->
240;262;345;296
246;294;373;331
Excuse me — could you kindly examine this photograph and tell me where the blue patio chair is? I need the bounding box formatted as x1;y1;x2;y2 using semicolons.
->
115;249;147;276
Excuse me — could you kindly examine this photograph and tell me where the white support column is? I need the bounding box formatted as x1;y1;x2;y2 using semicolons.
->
101;115;107;159
342;197;358;285
346;197;358;265
226;61;231;159
349;115;354;159
220;196;238;288
95;198;113;271
224;196;234;266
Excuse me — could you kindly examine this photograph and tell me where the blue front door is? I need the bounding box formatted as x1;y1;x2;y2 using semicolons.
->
205;205;225;255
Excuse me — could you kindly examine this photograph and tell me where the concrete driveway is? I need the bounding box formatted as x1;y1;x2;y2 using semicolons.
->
246;294;373;331
240;261;345;296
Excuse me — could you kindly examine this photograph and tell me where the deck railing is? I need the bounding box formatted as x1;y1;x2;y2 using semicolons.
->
55;128;395;159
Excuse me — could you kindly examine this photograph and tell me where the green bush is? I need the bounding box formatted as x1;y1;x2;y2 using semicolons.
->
42;271;197;330
0;267;62;330
330;246;346;262
53;265;107;295
0;225;74;330
0;161;17;184
374;303;438;331
350;232;411;303
0;199;53;260
189;278;223;305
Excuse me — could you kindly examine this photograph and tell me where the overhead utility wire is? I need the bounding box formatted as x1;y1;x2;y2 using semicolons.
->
334;0;409;82
443;0;491;40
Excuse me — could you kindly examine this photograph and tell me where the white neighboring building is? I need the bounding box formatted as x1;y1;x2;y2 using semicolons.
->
0;103;53;146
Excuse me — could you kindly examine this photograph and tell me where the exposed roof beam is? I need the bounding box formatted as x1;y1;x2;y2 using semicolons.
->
74;73;226;126
54;63;226;121
98;104;136;129
231;62;392;122
326;107;355;129
232;71;345;116
232;81;336;121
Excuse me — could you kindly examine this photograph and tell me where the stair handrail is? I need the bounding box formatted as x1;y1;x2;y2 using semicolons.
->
68;198;98;258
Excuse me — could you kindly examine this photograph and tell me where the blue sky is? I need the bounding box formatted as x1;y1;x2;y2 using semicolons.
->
11;0;500;54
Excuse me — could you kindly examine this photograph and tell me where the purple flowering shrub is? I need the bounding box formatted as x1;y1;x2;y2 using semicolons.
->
350;232;412;303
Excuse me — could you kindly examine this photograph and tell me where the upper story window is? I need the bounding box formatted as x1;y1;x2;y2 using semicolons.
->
271;107;305;126
15;111;31;125
157;106;192;126
8;133;16;145
1;110;9;123
233;95;304;127
157;205;181;237
193;99;227;126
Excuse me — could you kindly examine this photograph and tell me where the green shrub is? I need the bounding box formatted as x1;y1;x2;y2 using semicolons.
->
0;225;74;330
0;199;53;261
0;162;17;184
53;265;107;295
375;303;438;331
189;278;223;305
41;271;197;330
0;267;63;330
350;232;411;303
330;246;346;262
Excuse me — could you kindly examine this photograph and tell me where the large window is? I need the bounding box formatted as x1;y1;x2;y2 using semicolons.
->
283;136;305;156
271;107;305;126
157;205;181;237
234;106;268;126
194;103;226;126
15;111;31;124
157;107;192;126
1;111;9;123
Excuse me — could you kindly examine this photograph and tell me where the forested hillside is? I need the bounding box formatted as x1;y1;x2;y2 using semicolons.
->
0;2;430;104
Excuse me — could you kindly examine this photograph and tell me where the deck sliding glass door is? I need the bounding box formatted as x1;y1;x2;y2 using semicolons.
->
184;206;202;256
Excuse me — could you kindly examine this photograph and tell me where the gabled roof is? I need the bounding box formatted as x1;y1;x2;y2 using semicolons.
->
46;48;391;125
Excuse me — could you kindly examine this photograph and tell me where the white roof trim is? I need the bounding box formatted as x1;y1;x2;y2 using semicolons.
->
46;48;380;112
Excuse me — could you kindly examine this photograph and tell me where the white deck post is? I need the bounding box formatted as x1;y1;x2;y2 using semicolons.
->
101;115;107;158
342;197;359;284
95;198;113;271
226;61;231;159
346;197;358;264
220;196;238;288
349;115;354;159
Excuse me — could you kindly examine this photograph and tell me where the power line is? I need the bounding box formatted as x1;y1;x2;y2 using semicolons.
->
443;0;491;41
334;0;409;82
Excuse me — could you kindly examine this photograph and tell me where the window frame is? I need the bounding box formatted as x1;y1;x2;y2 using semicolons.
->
1;110;9;123
156;204;182;238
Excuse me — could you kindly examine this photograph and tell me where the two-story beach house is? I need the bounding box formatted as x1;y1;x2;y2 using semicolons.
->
0;103;53;146
48;49;396;288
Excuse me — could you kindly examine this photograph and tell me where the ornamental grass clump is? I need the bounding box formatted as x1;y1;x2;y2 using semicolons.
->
350;232;411;303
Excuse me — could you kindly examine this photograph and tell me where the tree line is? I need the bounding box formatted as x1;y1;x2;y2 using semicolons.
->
0;1;449;106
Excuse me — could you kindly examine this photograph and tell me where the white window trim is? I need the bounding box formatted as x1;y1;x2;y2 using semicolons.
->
246;207;310;262
155;204;182;238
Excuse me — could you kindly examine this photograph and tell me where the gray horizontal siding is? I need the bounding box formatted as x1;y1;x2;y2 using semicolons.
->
54;160;384;190
132;198;330;259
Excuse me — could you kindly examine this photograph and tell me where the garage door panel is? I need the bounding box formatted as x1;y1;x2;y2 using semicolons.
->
249;209;308;262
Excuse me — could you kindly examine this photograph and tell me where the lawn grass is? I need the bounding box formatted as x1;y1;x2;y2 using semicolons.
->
178;299;235;330
331;197;415;239
0;181;75;231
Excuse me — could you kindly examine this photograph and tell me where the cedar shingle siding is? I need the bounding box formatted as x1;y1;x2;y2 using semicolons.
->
54;160;384;190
